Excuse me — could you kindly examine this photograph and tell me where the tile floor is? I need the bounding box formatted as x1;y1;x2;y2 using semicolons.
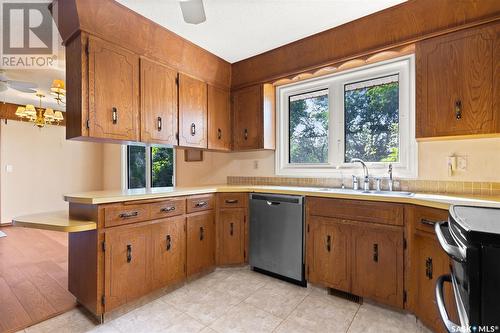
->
18;267;433;333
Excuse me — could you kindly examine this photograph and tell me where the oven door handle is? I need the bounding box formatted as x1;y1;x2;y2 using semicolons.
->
435;221;466;263
436;274;460;333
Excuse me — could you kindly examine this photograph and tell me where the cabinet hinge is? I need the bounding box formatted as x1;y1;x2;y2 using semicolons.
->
307;224;310;233
243;216;246;224
85;118;90;129
175;76;179;85
101;241;106;252
403;290;407;304
101;295;105;306
243;250;246;259
85;42;89;56
403;238;407;250
175;132;179;141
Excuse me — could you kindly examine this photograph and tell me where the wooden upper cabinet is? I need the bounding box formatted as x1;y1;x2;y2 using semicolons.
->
416;22;500;138
151;217;186;290
140;58;178;145
208;85;231;151
178;73;208;148
307;217;350;292
88;36;139;141
351;223;404;308
232;83;275;150
104;223;151;312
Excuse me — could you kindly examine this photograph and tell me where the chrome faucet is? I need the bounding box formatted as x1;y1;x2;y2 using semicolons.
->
350;158;370;191
388;164;393;191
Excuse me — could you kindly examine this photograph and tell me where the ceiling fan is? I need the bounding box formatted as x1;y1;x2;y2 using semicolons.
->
0;70;37;93
179;0;206;24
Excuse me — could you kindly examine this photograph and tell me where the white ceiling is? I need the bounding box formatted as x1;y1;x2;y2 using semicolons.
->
116;0;407;63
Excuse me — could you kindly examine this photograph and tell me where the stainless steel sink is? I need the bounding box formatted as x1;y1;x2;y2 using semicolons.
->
316;188;414;197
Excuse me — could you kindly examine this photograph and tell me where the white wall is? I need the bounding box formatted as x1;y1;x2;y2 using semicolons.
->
0;121;104;224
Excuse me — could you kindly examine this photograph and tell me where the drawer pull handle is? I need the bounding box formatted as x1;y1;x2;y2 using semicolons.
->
373;243;379;262
225;199;238;204
425;257;433;279
195;201;208;208
112;107;118;124
157;116;162;131
217;128;222;140
161;206;176;213
455;100;462;120
244;128;248;140
326;235;331;252
126;244;132;263
230;222;234;236
199;226;204;241
421;219;440;226
120;211;139;219
166;235;172;251
191;123;196;136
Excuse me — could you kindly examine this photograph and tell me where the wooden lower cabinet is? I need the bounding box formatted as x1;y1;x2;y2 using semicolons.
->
307;216;350;292
151;217;186;290
351;223;404;308
104;223;152;311
187;211;215;276
218;208;245;265
414;232;456;333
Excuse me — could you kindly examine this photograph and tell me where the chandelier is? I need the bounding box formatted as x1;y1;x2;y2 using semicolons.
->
50;79;66;105
15;92;64;128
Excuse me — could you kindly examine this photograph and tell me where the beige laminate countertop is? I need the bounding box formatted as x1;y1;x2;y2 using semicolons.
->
12;211;97;232
64;185;500;210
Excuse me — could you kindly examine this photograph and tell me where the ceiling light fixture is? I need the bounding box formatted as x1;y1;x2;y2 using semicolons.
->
15;93;64;128
179;0;206;24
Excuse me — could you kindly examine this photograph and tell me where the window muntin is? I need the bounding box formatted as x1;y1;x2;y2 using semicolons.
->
289;89;329;164
344;75;399;163
127;145;175;189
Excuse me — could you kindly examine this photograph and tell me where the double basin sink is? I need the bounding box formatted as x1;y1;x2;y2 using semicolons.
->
316;188;414;197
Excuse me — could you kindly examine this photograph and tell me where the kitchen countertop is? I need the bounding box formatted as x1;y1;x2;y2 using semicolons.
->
64;185;500;210
12;211;97;232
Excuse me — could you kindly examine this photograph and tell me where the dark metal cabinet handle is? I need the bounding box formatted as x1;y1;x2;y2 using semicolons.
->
425;257;433;279
166;235;171;251
326;235;331;252
420;219;439;226
230;223;234;236
195;201;208;208
112;107;118;124
157;116;162;131
199;226;204;241
119;211;139;219
160;206;176;213
455;100;462;120
217;128;222;140
373;243;379;262
126;244;132;263
244;128;248;140
190;123;196;136
225;199;238;204
436;275;460;333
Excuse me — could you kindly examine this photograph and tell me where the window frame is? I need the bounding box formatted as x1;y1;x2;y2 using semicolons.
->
276;54;417;178
121;144;176;191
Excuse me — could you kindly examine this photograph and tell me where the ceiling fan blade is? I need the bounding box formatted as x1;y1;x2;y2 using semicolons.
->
10;85;37;93
7;80;38;89
179;0;206;24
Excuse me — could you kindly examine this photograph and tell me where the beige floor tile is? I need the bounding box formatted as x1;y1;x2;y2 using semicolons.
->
209;302;282;333
347;303;418;333
274;292;360;333
244;279;309;318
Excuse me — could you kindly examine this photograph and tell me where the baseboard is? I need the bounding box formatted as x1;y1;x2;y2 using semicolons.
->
0;222;13;227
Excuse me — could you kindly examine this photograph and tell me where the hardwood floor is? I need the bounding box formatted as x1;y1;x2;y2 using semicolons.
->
0;226;76;333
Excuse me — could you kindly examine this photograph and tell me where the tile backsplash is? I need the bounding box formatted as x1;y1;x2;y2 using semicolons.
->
227;176;500;196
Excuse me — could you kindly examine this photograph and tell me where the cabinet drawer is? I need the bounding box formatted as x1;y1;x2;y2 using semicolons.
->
150;198;186;219
414;206;448;234
104;205;150;227
217;193;247;208
187;195;214;213
307;197;404;226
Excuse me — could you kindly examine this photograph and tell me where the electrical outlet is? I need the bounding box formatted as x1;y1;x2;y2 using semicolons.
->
253;160;259;170
457;156;467;171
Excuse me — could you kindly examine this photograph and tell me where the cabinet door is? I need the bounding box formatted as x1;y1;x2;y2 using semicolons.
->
178;73;208;148
151;217;186;290
140;58;178;145
218;209;245;265
187;211;215;276
351;223;404;308
414;232;457;333
208;85;231;151
307;217;351;292
233;84;263;150
88;36;139;141
104;223;151;311
416;23;500;138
